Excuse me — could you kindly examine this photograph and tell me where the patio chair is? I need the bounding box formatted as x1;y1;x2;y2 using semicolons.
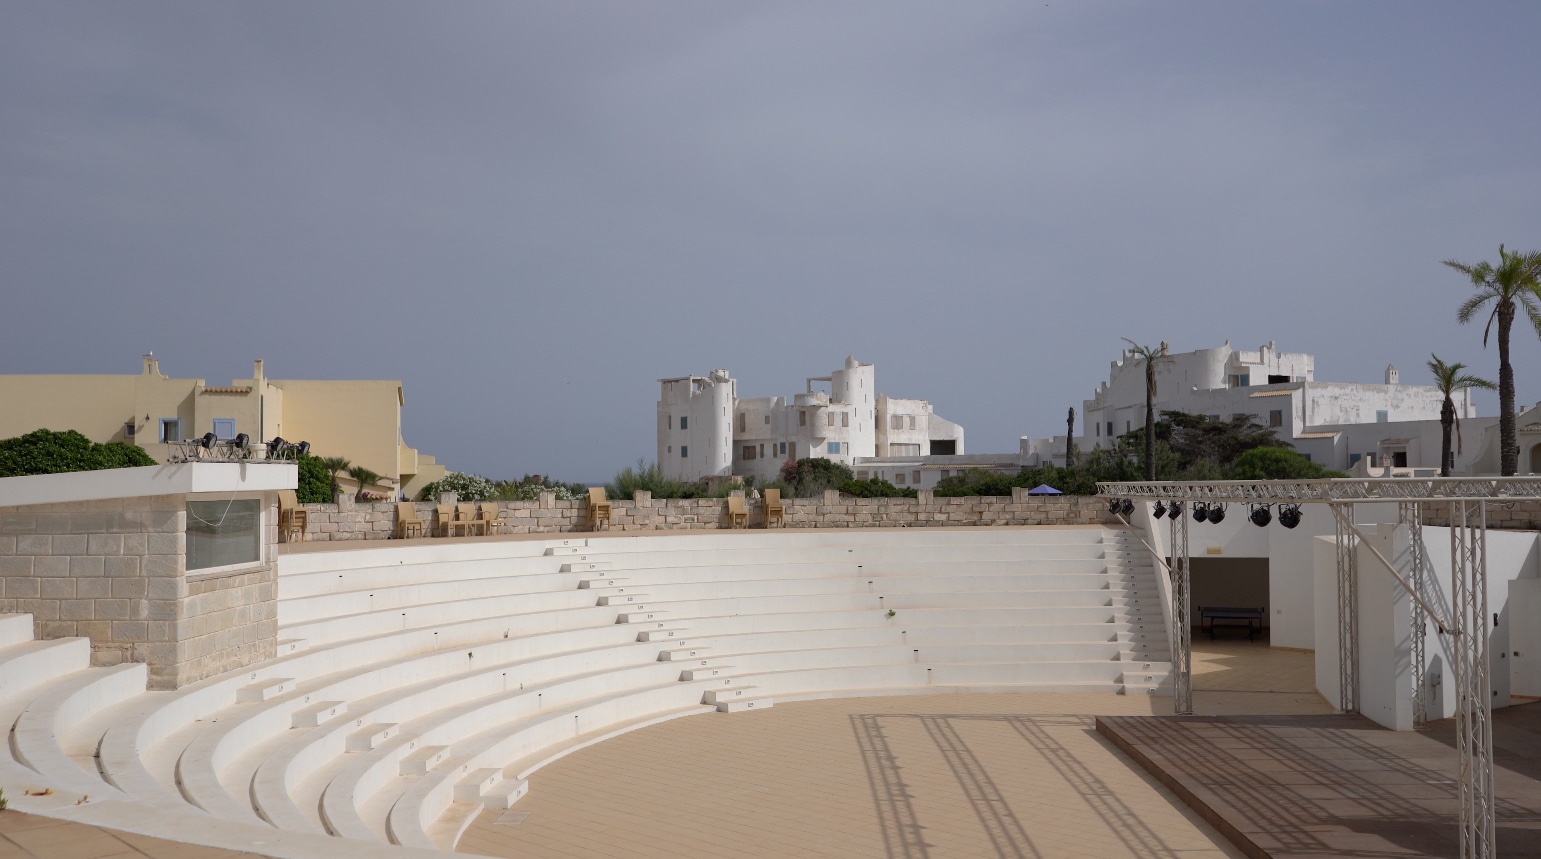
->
587;487;612;530
478;502;508;535
727;494;748;529
278;489;307;543
395;502;425;539
434;504;456;537
457;503;485;537
764;488;785;528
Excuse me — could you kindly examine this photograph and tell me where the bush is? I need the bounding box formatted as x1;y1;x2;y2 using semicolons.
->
0;428;156;477
1229;447;1343;480
295;454;331;503
606;460;704;500
779;457;854;498
494;481;583;502
417;471;498;502
838;477;917;498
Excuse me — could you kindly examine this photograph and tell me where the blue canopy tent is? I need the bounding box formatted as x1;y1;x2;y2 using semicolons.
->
1026;484;1063;495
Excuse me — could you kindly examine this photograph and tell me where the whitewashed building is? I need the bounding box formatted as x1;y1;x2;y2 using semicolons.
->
1025;341;1481;473
658;357;964;483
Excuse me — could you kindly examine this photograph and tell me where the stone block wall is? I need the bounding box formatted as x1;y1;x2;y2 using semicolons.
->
1422;500;1541;531
296;490;1118;541
0;493;278;689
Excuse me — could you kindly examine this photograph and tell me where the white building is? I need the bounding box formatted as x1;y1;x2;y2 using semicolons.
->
1024;341;1478;473
658;356;964;483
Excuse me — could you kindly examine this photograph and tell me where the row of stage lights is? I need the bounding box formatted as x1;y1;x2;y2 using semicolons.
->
1108;498;1303;529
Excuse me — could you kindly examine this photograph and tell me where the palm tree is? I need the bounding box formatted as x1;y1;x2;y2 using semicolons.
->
1065;407;1077;467
1448;245;1541;475
346;465;381;500
319;456;350;499
1122;339;1167;480
1426;354;1494;477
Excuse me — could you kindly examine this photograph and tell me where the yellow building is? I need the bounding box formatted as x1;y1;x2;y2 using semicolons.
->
0;355;447;499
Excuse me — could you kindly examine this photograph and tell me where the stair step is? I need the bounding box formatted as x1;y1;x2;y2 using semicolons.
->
0;613;35;648
596;593;650;606
562;561;614;573
481;778;529;810
704;685;760;705
276;638;308;656
346;722;399;752
291;700;347;728
237;677;296;703
635;627;688;642
454;768;503;802
400;744;451;775
615;609;669;624
679;665;736;681
717;697;774;713
657;646;711;662
579;577;630;589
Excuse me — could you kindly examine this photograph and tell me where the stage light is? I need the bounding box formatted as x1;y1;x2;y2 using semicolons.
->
268;437;286;456
1109;499;1122;514
297;441;311;457
1278;504;1303;529
1192;502;1208;523
1207;503;1227;524
1249;504;1272;527
1168;501;1182;520
233;433;249;451
1152;501;1167;520
199;432;217;450
1119;498;1134;516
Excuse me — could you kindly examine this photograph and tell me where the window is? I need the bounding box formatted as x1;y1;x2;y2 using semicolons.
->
1231;414;1246;421
1125;421;1131;433
1269;410;1283;428
1349;453;1362;466
828;412;836;427
890;443;921;456
124;421;136;439
1208;414;1220;422
1095;423;1100;437
742;446;756;461
779;442;787;455
1376;410;1389;423
857;471;869;479
680;416;688;430
186;499;261;571
681;446;688;458
826;441;841;455
912;470;921;484
759;444;764;458
799;411;807;427
939;470;950;479
895;472;906;484
1106;422;1113;437
212;419;235;439
842;412;849;428
159;418;181;443
891;415;903;430
667;446;672;453
764;415;770;424
908;416;917;430
667;415;672;429
738;413;746;433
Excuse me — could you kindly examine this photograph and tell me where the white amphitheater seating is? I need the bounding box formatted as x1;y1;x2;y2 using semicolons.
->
0;526;1170;857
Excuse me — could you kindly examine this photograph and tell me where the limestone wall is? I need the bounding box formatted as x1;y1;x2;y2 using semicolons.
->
1421;501;1541;531
296;490;1118;541
0;493;278;689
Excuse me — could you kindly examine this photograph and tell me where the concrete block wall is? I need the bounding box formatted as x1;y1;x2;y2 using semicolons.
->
0;494;278;689
295;490;1117;541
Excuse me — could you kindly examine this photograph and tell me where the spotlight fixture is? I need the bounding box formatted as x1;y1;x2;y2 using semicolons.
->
1109;499;1122;514
199;432;217;450
232;433;249;451
268;436;287;457
1152;501;1167;520
1249;504;1272;528
1192;502;1208;523
1278;504;1303;529
297;441;311;457
1168;501;1182;520
1119;498;1134;516
1207;503;1227;524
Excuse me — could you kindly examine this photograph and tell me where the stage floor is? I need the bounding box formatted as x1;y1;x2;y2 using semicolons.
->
1098;701;1541;858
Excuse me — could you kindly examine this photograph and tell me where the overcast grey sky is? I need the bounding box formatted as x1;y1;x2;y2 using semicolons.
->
3;2;1539;481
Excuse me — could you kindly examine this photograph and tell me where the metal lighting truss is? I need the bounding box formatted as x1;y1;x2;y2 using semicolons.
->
1096;477;1541;859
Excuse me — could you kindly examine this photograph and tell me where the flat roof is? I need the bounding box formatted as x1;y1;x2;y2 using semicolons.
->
0;463;296;508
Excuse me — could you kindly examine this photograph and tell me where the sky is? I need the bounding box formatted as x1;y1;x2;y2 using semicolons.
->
3;2;1539;483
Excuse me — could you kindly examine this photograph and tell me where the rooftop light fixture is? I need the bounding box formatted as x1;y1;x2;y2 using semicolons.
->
1192;502;1208;523
1207;503;1227;524
1152;501;1167;520
1249;504;1272;528
1119;498;1134;516
1168;501;1182;520
1278;504;1303;529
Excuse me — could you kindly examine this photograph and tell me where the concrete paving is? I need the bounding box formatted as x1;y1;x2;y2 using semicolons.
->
456;638;1332;859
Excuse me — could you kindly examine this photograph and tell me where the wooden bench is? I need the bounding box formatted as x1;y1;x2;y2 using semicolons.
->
1198;605;1265;641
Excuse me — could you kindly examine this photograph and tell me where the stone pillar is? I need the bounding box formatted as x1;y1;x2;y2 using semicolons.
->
633;490;652;507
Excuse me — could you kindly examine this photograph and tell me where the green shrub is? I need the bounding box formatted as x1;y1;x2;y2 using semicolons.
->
0;428;156;477
1229;447;1343;480
779;458;854;498
838;477;917;498
295;454;331;503
606;460;704;500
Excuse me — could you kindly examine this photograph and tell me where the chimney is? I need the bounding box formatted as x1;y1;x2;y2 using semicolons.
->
1385;364;1399;385
253;359;265;382
142;352;159;377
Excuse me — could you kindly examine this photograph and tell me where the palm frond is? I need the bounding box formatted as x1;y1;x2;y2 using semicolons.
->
1456;290;1493;324
1454;373;1496;391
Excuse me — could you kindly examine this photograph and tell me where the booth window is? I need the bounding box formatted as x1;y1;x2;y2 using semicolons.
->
186;499;261;571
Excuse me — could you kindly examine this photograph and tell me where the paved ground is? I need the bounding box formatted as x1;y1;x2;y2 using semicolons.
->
456;638;1333;859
